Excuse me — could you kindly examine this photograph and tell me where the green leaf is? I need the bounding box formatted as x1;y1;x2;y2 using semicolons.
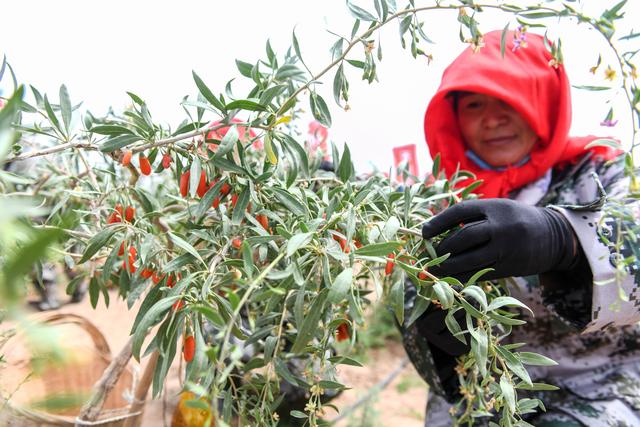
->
80;227;118;263
231;186;251;225
287;232;314;257
59;84;72;132
500;22;509;58
264;133;278;165
487;296;532;314
346;0;377;21
272;187;306;216
461;285;487;310
100;134;140;152
2;227;63;301
517;351;557;366
328;355;363;367
328;267;353;303
354;241;403;256
337;144;353;182
572;85;612;91
43;94;63;136
90;125;134;136
444;309;466;344
192;70;226;112
168;232;205;266
389;279;404;324
291;289;328;353
89;276;100;309
515;382;560;391
433;281;454;309
310;92;332;127
496;346;532;385
226;99;267;112
275;64;306;81
333;64;345;106
500;374;516;412
131;295;180;360
214;125;239;158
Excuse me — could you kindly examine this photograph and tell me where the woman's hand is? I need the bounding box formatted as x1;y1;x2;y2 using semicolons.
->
421;199;578;281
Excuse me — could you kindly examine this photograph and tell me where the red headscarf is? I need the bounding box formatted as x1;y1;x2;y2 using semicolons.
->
424;30;619;198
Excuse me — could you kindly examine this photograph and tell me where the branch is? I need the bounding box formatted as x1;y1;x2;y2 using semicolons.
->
76;336;134;423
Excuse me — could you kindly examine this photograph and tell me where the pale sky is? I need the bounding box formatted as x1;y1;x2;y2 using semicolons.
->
1;1;636;175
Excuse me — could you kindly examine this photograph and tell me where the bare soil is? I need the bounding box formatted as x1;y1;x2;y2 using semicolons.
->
5;289;427;426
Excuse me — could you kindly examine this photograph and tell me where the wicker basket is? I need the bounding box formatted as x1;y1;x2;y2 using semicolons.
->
0;313;143;427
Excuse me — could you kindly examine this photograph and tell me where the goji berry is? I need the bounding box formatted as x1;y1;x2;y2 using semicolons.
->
118;242;126;256
232;238;242;249
180;171;190;197
172;299;184;312
183;335;195;362
336;323;349;342
121;150;132;166
141;268;154;279
167;273;177;288
196;170;208;198
220;182;231;197
385;253;395;276
418;269;429;281
108;204;124;224
125;206;135;222
139;155;152;176
231;194;238;207
162;153;172;169
256;214;269;230
354;240;363;249
152;272;165;285
212;197;220;209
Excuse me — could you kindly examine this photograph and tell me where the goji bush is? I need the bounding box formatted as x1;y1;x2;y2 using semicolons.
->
1;1;638;426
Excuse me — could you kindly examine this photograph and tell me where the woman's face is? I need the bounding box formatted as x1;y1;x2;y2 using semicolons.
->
456;92;539;167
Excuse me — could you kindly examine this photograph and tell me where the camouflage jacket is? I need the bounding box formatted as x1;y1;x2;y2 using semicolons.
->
402;152;640;413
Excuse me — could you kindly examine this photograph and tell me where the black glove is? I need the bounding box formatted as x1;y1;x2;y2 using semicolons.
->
421;199;579;281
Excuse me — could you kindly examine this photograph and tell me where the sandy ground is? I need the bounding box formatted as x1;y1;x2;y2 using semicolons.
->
3;289;427;426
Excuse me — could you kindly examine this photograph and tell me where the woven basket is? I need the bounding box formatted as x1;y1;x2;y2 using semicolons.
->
0;313;143;427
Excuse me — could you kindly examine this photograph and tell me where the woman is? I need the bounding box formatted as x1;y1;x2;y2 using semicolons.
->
402;29;640;426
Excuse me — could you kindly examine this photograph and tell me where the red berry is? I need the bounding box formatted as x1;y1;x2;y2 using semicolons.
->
167;273;177;288
336;323;349;342
231;194;239;207
196;171;208;198
141;268;154;279
121;150;132;166
418;270;429;281
212;197;220;209
183;335;195;362
385;253;395;276
221;183;231;196
124;206;135;222
139;155;152;176
152;272;165;285
180;171;190;197
256;214;269;230
162;153;172;169
232;238;242;249
172;299;184;312
118;242;126;256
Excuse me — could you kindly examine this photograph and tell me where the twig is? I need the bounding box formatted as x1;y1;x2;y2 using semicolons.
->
398;226;422;238
328;357;410;424
76;336;134;424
